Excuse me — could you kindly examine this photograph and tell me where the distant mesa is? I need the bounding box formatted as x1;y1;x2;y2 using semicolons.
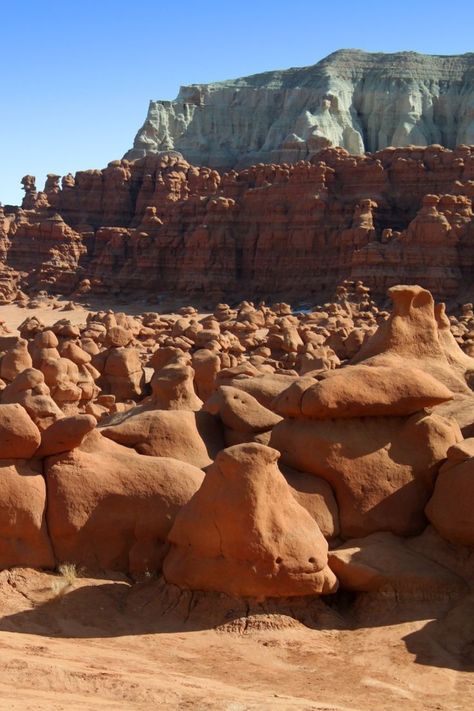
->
125;49;474;168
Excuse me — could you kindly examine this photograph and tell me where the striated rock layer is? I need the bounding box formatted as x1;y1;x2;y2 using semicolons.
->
2;144;474;302
125;50;474;167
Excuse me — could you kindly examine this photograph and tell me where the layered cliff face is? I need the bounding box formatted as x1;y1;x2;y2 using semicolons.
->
125;50;474;168
1;144;474;303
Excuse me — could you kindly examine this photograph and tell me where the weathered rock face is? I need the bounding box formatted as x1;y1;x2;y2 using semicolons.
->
125;50;474;167
2;143;474;302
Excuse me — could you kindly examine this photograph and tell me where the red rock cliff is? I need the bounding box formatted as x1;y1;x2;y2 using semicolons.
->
2;144;474;303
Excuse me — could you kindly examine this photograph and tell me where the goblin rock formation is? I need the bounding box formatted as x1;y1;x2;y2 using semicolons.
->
125;50;474;167
2;144;474;302
1;283;474;608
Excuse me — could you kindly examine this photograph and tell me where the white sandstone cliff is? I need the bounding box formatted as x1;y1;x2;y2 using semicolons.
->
125;49;474;168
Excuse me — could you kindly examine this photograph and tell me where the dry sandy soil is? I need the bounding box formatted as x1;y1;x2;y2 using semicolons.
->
0;568;472;711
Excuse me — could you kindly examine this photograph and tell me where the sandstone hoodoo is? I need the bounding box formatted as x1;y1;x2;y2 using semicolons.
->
163;443;338;598
0;283;472;594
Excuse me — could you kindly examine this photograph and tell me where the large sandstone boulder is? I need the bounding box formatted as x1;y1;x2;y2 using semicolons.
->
45;430;204;575
0;459;54;569
215;372;297;409
36;414;97;457
328;532;466;596
271;411;461;538
100;407;223;468
204;384;282;446
151;361;202;410
102;346;144;401
281;464;340;540
163;443;338;598
425;453;474;547
1;368;63;430
0;338;32;381
277;364;453;419
204;385;282;432
0;403;41;458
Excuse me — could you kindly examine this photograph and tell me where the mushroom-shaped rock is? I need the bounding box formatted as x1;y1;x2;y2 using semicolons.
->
45;430;205;575
0;459;55;569
204;385;282;432
0;338;32;381
163;443;338;598
151;362;202;410
352;285;472;394
0;403;41;458
290;365;453;419
1;368;63;430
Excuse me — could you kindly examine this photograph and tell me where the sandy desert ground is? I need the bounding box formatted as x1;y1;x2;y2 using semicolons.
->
0;568;472;711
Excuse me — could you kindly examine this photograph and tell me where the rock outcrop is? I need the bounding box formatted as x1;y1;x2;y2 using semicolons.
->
125;50;474;167
163;443;338;597
2;144;474;302
0;283;473;614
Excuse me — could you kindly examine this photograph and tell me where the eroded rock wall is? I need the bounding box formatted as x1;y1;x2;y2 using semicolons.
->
2;144;474;302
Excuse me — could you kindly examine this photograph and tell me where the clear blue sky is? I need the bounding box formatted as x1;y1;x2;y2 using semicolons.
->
1;0;473;205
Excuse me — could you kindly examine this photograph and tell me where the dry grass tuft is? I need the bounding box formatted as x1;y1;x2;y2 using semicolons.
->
51;563;79;597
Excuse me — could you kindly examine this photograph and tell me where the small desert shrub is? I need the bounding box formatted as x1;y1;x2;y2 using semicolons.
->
51;562;79;597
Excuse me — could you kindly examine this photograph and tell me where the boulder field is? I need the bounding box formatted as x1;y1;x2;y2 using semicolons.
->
0;281;474;606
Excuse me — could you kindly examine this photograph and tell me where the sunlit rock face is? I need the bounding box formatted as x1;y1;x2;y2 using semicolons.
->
125;49;474;168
